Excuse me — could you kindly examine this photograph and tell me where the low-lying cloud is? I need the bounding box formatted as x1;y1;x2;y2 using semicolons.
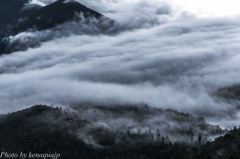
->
1;0;240;128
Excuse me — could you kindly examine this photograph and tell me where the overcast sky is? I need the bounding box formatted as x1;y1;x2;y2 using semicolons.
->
31;0;240;17
1;0;240;128
171;0;240;17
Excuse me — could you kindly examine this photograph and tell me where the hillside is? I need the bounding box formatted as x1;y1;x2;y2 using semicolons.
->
0;105;228;159
189;127;240;159
217;84;240;101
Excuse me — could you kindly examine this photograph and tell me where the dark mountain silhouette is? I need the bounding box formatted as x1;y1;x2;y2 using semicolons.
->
217;84;240;101
0;0;29;26
0;0;112;55
0;0;102;34
11;0;102;34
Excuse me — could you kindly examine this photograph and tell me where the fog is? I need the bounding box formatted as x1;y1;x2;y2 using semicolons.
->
56;105;224;145
1;0;240;128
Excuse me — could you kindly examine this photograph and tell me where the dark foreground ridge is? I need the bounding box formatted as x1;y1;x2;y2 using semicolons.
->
0;105;238;159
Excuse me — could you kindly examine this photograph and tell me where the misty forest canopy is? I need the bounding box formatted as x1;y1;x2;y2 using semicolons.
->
0;105;238;159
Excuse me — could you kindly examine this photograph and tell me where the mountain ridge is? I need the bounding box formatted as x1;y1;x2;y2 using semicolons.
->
0;0;111;55
0;105;237;159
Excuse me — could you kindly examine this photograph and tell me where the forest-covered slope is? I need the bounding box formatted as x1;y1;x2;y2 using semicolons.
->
0;105;235;159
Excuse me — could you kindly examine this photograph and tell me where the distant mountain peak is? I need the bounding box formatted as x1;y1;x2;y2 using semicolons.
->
0;0;112;55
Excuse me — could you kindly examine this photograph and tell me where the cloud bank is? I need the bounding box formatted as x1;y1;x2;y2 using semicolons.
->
1;0;240;128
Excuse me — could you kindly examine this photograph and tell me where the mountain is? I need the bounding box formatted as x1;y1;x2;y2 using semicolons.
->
0;105;227;159
9;0;102;34
216;84;240;101
0;0;112;55
0;0;102;35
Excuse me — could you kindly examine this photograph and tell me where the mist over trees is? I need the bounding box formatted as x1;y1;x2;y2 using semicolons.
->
0;105;237;159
